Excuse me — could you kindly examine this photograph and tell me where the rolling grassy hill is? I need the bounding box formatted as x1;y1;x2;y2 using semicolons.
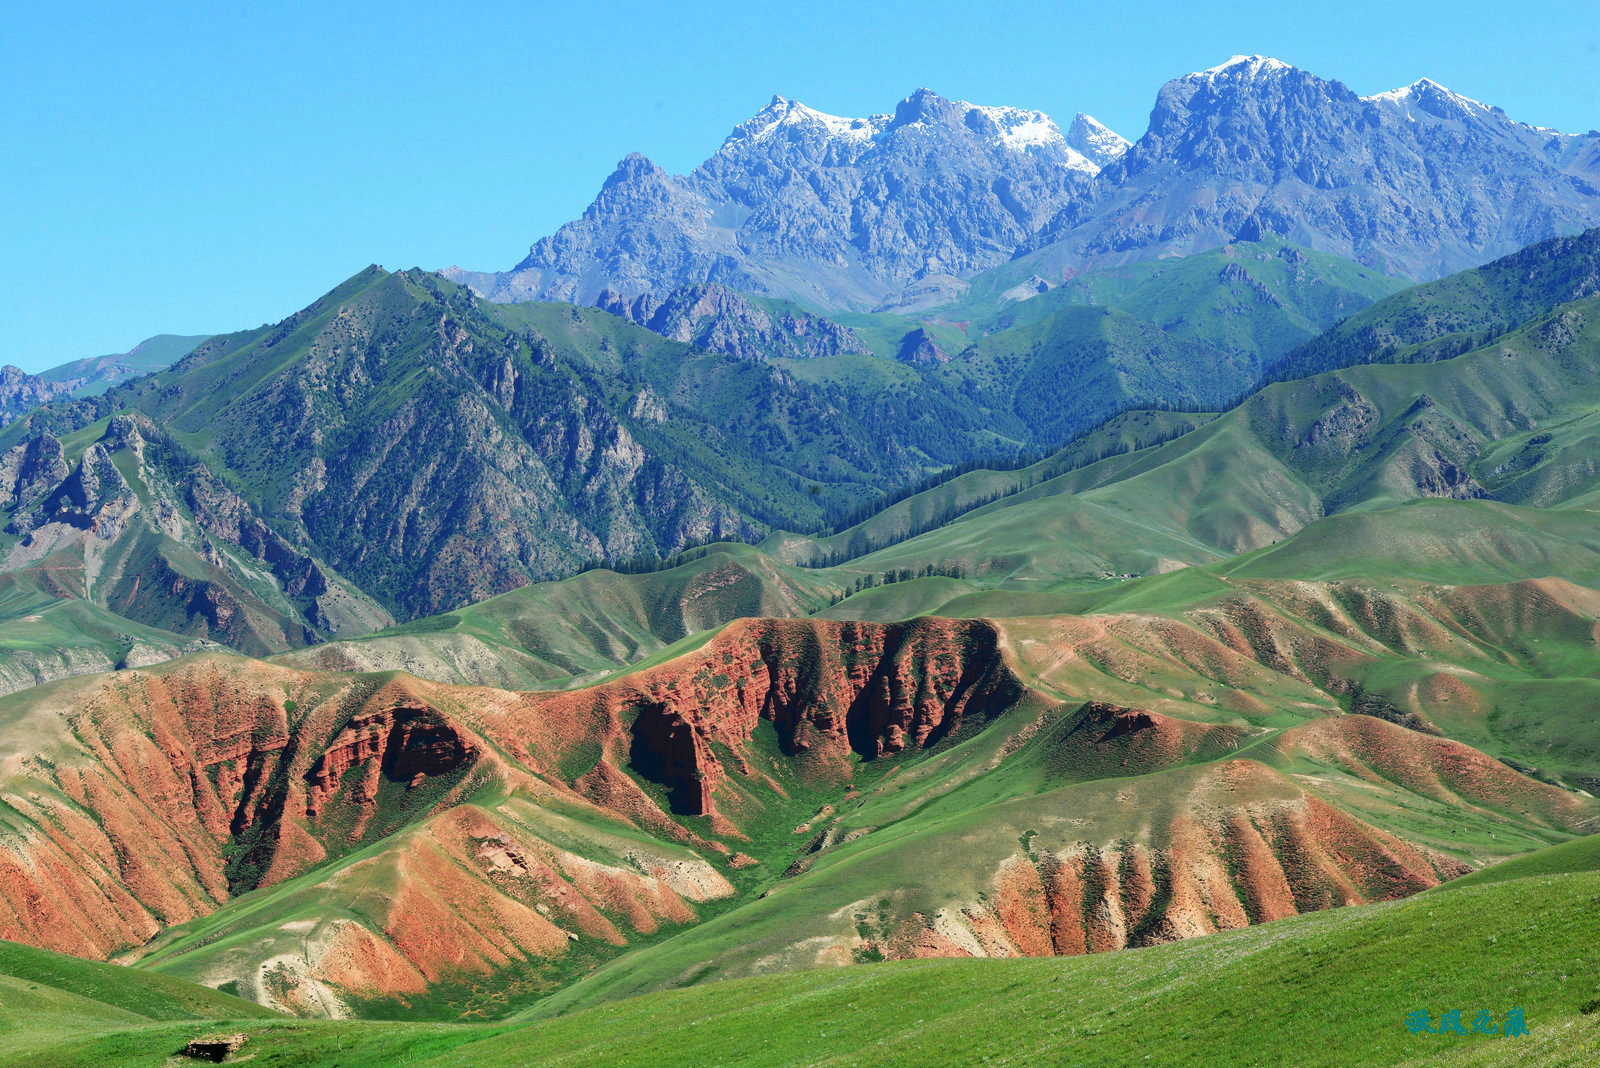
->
6;837;1599;1066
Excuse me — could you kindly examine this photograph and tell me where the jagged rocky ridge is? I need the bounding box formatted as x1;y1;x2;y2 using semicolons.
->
593;285;871;360
1026;56;1600;280
0;365;75;427
1;413;389;655
449;91;1117;309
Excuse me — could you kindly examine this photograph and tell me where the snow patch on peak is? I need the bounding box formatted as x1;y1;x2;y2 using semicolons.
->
969;104;1066;150
1192;55;1293;80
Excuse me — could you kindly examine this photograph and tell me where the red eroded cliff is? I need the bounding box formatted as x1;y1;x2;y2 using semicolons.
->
499;616;1026;818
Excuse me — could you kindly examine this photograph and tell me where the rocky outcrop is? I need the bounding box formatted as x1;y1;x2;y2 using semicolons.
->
960;764;1467;960
0;431;68;513
1;414;390;655
594;285;870;360
1065;113;1131;169
33;441;138;536
895;327;951;366
304;704;477;820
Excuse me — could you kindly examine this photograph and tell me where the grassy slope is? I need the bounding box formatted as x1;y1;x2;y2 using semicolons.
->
800;291;1600;592
274;541;836;688
941;235;1407;361
0;938;276;1060
0;570;208;693
11;859;1600;1067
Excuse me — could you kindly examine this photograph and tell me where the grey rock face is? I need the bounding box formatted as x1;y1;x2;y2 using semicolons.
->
0;366;74;428
1;412;391;653
594;285;870;360
0;433;69;514
454;90;1103;309
1031;56;1600;279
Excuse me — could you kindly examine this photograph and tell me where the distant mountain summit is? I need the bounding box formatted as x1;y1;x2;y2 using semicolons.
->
450;60;1600;309
447;88;1115;309
1028;56;1600;279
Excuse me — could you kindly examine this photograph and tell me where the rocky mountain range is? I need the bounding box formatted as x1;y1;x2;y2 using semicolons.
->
447;91;1120;310
2;258;1284;636
450;57;1600;313
1028;56;1600;279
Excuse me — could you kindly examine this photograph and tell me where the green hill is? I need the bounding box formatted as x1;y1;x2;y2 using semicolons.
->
275;540;835;688
1273;227;1600;381
0;938;276;1062
34;334;212;397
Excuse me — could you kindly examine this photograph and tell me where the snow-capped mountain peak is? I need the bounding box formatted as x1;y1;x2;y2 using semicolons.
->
1363;78;1494;116
1190;55;1294;82
1066;113;1130;169
1361;78;1566;134
721;96;887;150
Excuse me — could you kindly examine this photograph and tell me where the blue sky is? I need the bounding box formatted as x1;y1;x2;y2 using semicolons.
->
3;0;1597;372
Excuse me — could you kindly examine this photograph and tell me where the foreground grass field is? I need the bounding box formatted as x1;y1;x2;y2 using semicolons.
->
6;839;1599;1067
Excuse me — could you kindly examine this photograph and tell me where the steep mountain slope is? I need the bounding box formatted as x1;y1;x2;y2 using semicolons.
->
0;413;388;654
4;270;911;623
783;286;1600;586
2;337;210;430
1029;56;1600;280
449;90;1111;309
951;235;1408;367
1273;226;1600;380
941;305;1253;441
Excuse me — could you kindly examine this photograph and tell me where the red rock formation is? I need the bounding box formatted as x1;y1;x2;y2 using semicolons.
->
304;704;476;821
